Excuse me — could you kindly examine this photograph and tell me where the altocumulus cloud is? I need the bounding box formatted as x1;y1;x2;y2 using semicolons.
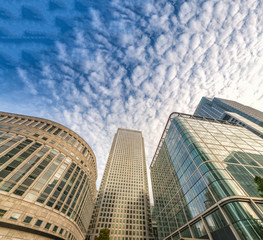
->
1;0;263;198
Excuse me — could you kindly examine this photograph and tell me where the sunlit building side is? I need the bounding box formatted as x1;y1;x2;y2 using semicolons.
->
150;112;263;240
87;128;153;240
0;112;97;240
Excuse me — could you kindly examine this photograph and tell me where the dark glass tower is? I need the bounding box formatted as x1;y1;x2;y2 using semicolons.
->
150;113;263;240
194;97;263;138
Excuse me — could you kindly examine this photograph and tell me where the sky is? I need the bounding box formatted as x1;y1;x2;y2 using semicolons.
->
1;0;263;201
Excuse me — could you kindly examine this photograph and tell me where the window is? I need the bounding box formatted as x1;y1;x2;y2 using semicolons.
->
34;122;44;129
10;212;21;220
42;137;48;141
60;131;67;138
53;128;62;135
47;126;56;133
35;219;43;227
0;209;7;217
23;216;33;223
65;134;72;142
45;222;51;230
53;225;58;232
41;124;50;130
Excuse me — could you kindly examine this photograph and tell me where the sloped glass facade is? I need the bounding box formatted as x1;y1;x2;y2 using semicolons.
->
151;113;263;240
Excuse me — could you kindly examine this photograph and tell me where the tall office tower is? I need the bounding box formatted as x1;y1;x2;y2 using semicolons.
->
150;112;263;240
195;97;263;137
88;128;153;240
0;112;97;240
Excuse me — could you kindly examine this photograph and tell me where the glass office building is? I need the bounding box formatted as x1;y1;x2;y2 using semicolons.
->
150;113;263;240
87;128;153;240
195;97;263;138
0;112;97;240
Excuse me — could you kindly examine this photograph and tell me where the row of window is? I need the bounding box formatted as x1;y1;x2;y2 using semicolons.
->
0;115;94;166
0;126;94;175
152;118;263;239
96;228;147;236
164;201;263;240
0;208;76;240
0;133;93;232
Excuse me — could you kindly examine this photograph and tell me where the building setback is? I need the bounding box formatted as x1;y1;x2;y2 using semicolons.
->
150;112;263;240
0;112;97;240
87;128;153;240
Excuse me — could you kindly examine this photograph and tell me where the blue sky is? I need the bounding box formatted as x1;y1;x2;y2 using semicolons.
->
1;0;263;196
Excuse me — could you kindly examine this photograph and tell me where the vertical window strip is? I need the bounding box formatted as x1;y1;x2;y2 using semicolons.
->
58;166;81;214
0;133;15;144
65;134;72;142
36;157;72;204
6;117;18;124
27;120;38;127
0;138;32;167
46;162;76;208
3;146;50;192
21;120;32;126
47;126;56;133
24;153;64;201
70;137;76;145
0;142;41;188
13;149;58;196
34;122;44;129
60;131;67;138
14;119;26;125
70;174;87;219
66;170;84;217
82;147;87;155
74;177;90;222
78;194;91;233
0;116;11;122
53;128;62;135
73;140;79;148
84;150;89;157
41;124;50;130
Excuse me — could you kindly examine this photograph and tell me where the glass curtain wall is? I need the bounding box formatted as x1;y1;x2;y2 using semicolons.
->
151;114;263;240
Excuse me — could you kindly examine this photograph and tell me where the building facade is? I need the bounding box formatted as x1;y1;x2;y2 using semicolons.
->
0;112;97;240
87;128;153;240
150;112;263;240
194;97;263;138
151;206;158;240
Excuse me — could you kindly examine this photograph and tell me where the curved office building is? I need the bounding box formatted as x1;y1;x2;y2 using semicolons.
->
0;112;97;240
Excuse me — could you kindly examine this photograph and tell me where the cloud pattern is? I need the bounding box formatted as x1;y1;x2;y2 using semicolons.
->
1;0;263;199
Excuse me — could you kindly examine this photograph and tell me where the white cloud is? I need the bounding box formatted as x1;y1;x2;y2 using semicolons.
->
11;0;263;203
17;68;38;95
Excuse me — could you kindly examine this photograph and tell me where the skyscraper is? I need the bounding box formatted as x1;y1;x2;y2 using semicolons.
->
194;97;263;137
150;112;263;240
0;112;97;240
88;128;153;240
